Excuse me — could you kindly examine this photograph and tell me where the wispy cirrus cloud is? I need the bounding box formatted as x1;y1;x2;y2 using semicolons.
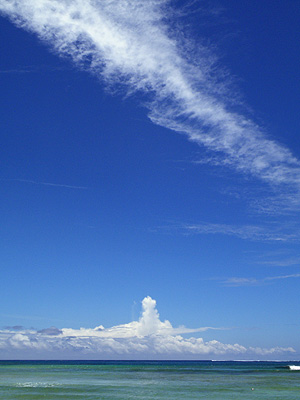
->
0;65;69;74
161;221;300;242
259;257;300;268
222;273;300;287
0;0;300;211
2;179;88;190
0;66;40;73
0;297;295;359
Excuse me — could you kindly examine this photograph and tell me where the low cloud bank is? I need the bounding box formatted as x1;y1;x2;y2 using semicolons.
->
0;297;295;359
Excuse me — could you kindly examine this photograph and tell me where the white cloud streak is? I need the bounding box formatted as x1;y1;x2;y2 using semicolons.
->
2;179;88;190
222;273;300;287
1;0;300;209
0;65;68;73
0;297;295;359
163;221;300;242
260;257;300;267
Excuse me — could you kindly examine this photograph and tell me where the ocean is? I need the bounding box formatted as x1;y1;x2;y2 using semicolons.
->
0;360;299;399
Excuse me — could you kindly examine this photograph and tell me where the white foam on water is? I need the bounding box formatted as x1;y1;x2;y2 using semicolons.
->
288;365;300;371
16;382;60;388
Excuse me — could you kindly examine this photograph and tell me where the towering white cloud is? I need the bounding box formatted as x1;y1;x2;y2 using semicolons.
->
1;0;300;209
0;297;295;359
137;296;165;336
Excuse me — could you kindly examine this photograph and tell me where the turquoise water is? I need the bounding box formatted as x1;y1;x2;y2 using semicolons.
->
0;360;300;399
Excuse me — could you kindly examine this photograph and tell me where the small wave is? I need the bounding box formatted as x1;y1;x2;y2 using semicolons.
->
16;382;59;388
288;365;300;371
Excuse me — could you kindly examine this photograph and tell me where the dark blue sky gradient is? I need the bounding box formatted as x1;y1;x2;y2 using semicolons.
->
0;0;299;357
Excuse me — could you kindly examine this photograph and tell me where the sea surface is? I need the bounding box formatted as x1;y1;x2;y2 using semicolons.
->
0;360;300;399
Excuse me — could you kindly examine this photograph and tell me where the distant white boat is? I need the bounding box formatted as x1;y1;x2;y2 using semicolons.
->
288;365;300;371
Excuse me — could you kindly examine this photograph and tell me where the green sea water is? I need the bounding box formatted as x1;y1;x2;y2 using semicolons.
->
0;360;299;399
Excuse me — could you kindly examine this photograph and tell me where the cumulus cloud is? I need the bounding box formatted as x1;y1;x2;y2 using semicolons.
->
1;0;300;210
60;296;215;339
37;327;63;336
0;297;295;359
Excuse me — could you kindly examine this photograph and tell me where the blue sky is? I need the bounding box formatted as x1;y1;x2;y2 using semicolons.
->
0;0;299;360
